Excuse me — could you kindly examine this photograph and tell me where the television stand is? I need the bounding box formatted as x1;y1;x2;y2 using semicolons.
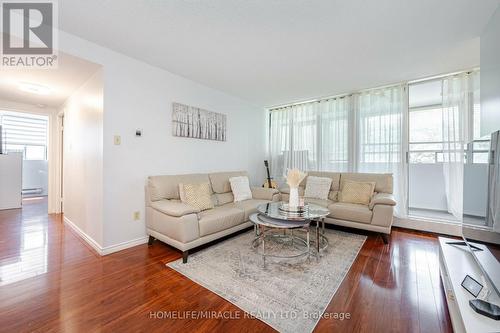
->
439;237;500;332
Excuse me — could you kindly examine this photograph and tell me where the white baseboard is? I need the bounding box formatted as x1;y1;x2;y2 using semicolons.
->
394;216;462;237
63;216;148;256
63;216;104;255
100;236;149;255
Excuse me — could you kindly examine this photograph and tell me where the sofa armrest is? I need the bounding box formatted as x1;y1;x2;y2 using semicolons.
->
151;200;200;217
251;187;279;201
369;193;396;210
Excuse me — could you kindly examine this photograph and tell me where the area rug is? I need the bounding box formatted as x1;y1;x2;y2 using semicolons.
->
167;229;366;333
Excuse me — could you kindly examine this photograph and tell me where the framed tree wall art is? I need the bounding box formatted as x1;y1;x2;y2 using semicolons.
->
172;102;227;141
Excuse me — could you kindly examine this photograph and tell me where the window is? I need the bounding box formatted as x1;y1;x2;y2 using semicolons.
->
269;98;351;179
359;112;403;163
469;101;490;164
357;87;404;166
408;106;445;163
408;76;486;164
319;98;350;171
0;112;48;160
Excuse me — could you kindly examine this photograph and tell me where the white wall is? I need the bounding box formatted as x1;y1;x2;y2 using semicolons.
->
100;53;266;248
55;32;266;249
61;69;104;246
480;5;500;136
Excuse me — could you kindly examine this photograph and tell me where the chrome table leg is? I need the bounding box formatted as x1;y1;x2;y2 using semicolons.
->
306;227;310;258
261;225;266;267
316;221;320;258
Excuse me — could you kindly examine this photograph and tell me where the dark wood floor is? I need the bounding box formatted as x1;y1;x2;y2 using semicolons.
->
0;198;452;332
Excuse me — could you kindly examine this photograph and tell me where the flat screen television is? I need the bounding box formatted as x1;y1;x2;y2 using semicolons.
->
463;129;500;297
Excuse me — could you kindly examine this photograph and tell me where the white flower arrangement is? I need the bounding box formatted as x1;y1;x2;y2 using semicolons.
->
286;168;307;189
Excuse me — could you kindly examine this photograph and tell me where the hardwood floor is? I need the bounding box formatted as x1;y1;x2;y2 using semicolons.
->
0;198;452;333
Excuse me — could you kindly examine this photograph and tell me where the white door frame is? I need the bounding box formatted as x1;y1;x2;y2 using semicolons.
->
47;110;64;214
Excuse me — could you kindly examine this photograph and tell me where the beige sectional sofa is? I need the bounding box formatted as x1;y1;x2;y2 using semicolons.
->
145;171;279;262
280;171;396;243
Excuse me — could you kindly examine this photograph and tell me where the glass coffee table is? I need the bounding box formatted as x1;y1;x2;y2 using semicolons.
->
249;202;330;265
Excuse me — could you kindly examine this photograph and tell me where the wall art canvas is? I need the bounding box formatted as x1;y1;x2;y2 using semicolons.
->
172;102;227;141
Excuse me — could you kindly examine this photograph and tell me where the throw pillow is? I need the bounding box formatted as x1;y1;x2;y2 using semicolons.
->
229;176;253;202
339;180;376;205
304;176;332;200
179;182;214;211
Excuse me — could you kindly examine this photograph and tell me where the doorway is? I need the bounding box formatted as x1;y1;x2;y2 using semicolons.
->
407;73;487;222
0;110;50;211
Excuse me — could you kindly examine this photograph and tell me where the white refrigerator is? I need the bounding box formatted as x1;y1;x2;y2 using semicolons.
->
0;152;22;210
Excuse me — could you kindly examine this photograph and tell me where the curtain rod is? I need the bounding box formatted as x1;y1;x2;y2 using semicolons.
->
268;93;352;111
268;67;479;111
407;67;479;85
268;81;404;111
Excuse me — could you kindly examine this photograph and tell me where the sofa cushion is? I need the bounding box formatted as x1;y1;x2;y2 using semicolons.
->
304;176;332;200
251;187;279;201
198;206;245;237
328;190;339;201
339;180;375;205
215;192;234;206
304;198;333;208
226;199;270;220
340;172;393;194
209;171;248;194
179;182;214;211
328;202;373;224
148;174;210;201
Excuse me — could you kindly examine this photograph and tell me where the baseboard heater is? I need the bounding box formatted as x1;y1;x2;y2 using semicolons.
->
22;188;43;195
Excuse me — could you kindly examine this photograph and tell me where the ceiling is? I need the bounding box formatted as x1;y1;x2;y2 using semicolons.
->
0;50;101;108
58;0;499;107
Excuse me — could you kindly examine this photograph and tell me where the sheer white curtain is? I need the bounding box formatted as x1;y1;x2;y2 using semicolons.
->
356;85;408;217
441;73;472;219
269;107;292;180
290;103;318;172
269;97;351;180
319;97;352;172
269;104;318;180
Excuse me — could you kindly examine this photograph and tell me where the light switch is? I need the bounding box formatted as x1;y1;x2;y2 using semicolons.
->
114;135;121;145
133;211;140;220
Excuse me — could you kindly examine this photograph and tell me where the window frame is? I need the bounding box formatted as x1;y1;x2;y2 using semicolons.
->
408;95;487;164
0;111;49;161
